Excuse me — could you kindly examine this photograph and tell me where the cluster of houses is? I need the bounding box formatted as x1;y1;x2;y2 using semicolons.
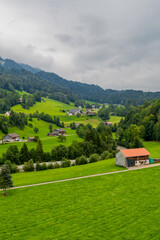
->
66;108;96;116
2;133;36;142
2;128;67;143
66;104;103;117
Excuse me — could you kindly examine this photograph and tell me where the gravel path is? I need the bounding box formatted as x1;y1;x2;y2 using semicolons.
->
5;163;160;191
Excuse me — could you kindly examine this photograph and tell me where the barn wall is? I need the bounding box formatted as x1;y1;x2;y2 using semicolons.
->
116;152;127;167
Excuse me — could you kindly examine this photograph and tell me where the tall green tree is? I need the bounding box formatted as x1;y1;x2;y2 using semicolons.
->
0;165;13;196
49;123;53;133
19;143;29;164
36;139;43;162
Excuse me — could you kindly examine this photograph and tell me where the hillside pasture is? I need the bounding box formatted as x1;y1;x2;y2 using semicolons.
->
1;166;160;239
12;98;75;116
0;118;82;156
143;141;160;159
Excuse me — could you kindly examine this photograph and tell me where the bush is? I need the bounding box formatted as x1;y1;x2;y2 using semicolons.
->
53;162;60;169
5;160;19;173
47;163;54;169
100;150;109;160
34;136;39;142
61;158;71;168
23;159;34;172
108;152;114;158
10;163;19;173
36;162;41;171
75;155;88;165
40;162;47;170
89;153;99;163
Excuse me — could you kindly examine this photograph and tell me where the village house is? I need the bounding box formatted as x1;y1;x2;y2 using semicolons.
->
69;109;80;115
116;148;150;167
105;122;112;126
48;129;66;136
2;133;20;142
19;98;23;103
87;111;95;116
67;112;73;116
27;137;35;142
5;111;11;117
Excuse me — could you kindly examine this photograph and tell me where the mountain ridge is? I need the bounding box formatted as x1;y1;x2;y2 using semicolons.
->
0;56;160;104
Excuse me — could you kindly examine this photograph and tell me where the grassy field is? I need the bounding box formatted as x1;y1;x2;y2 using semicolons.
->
0;118;83;156
12;98;102;126
109;116;122;124
12;98;75;116
12;158;123;186
1;166;160;239
143;141;160;158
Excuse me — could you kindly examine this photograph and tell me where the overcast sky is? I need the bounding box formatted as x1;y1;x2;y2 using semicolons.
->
0;0;160;91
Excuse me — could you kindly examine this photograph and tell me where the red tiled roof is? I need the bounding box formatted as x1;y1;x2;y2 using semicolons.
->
121;148;150;158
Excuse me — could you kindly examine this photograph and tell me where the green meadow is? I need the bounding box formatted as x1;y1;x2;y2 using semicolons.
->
1;166;160;239
12;158;123;186
12;98;75;116
0;118;82;156
143;141;160;159
11;98;122;126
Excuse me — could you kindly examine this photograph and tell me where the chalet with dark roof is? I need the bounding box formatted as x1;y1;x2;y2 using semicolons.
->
48;129;66;136
2;133;20;142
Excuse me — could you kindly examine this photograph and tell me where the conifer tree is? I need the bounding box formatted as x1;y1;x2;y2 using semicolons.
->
19;143;29;164
36;139;43;162
0;165;13;196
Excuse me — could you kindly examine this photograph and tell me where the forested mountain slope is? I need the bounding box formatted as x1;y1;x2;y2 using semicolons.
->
0;56;160;105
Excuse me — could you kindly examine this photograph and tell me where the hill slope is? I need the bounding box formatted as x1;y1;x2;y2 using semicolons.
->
1;56;160;104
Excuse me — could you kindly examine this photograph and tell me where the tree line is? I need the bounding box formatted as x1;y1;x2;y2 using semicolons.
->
0;122;117;166
116;99;160;148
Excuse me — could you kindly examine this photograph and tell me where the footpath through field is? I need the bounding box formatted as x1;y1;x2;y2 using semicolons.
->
6;163;160;191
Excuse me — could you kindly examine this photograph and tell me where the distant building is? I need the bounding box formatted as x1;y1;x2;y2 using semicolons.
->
2;133;20;142
75;123;80;128
87;111;95;116
19;98;23;103
48;129;66;136
27;137;35;142
105;122;112;126
69;109;80;115
5;111;11;117
116;148;150;167
67;112;73;116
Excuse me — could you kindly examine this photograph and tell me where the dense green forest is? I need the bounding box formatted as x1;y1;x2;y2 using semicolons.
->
117;100;160;148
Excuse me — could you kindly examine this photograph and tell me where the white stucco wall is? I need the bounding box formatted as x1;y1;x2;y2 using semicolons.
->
116;151;127;167
135;159;149;166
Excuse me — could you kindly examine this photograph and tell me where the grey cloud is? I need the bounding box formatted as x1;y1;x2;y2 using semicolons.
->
0;0;160;91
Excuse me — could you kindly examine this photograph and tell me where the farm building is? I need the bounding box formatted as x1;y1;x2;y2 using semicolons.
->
48;129;66;136
69;109;80;115
28;137;35;142
105;122;112;126
2;133;20;142
116;148;150;167
87;111;95;116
